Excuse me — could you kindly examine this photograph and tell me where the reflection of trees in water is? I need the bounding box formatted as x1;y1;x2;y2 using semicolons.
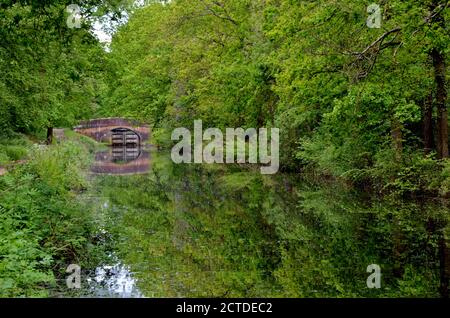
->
95;154;450;297
439;224;450;298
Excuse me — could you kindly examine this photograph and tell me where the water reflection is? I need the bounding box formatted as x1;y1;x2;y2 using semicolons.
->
94;153;450;297
82;151;450;298
86;256;142;298
91;146;150;175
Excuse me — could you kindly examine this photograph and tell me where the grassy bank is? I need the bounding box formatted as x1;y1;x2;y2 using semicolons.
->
0;133;98;297
0;133;31;166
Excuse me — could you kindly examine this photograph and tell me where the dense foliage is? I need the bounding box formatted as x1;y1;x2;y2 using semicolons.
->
0;137;96;296
0;0;128;140
0;0;125;296
103;0;450;195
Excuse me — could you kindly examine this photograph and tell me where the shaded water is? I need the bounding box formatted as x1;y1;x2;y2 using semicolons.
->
59;148;450;297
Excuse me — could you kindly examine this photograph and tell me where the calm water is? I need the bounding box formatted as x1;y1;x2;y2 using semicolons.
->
56;147;450;297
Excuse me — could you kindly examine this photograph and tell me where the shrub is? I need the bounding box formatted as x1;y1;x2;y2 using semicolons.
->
0;140;94;297
4;145;28;161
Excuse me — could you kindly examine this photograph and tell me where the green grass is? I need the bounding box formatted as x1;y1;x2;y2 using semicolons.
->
0;134;31;165
0;132;98;297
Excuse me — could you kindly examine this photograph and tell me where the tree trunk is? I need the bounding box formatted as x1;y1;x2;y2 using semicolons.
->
430;0;448;159
423;93;434;155
433;48;448;159
46;127;53;145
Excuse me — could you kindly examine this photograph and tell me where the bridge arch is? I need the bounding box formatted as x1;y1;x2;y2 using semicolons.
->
74;118;150;145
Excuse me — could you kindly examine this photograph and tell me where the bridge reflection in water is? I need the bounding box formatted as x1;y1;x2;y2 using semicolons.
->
91;146;150;175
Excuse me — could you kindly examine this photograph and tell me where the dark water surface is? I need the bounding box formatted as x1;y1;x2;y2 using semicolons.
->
56;148;450;297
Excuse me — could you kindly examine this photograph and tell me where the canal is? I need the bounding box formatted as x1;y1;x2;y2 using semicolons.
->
54;145;449;297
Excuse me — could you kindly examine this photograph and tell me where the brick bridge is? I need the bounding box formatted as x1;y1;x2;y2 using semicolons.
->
74;118;150;145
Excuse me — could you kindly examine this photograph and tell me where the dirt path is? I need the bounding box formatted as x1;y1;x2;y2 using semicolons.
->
54;128;66;141
0;167;6;176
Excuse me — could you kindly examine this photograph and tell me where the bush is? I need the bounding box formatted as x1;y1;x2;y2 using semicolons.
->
3;145;28;161
0;152;9;165
438;160;450;196
0;140;94;297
